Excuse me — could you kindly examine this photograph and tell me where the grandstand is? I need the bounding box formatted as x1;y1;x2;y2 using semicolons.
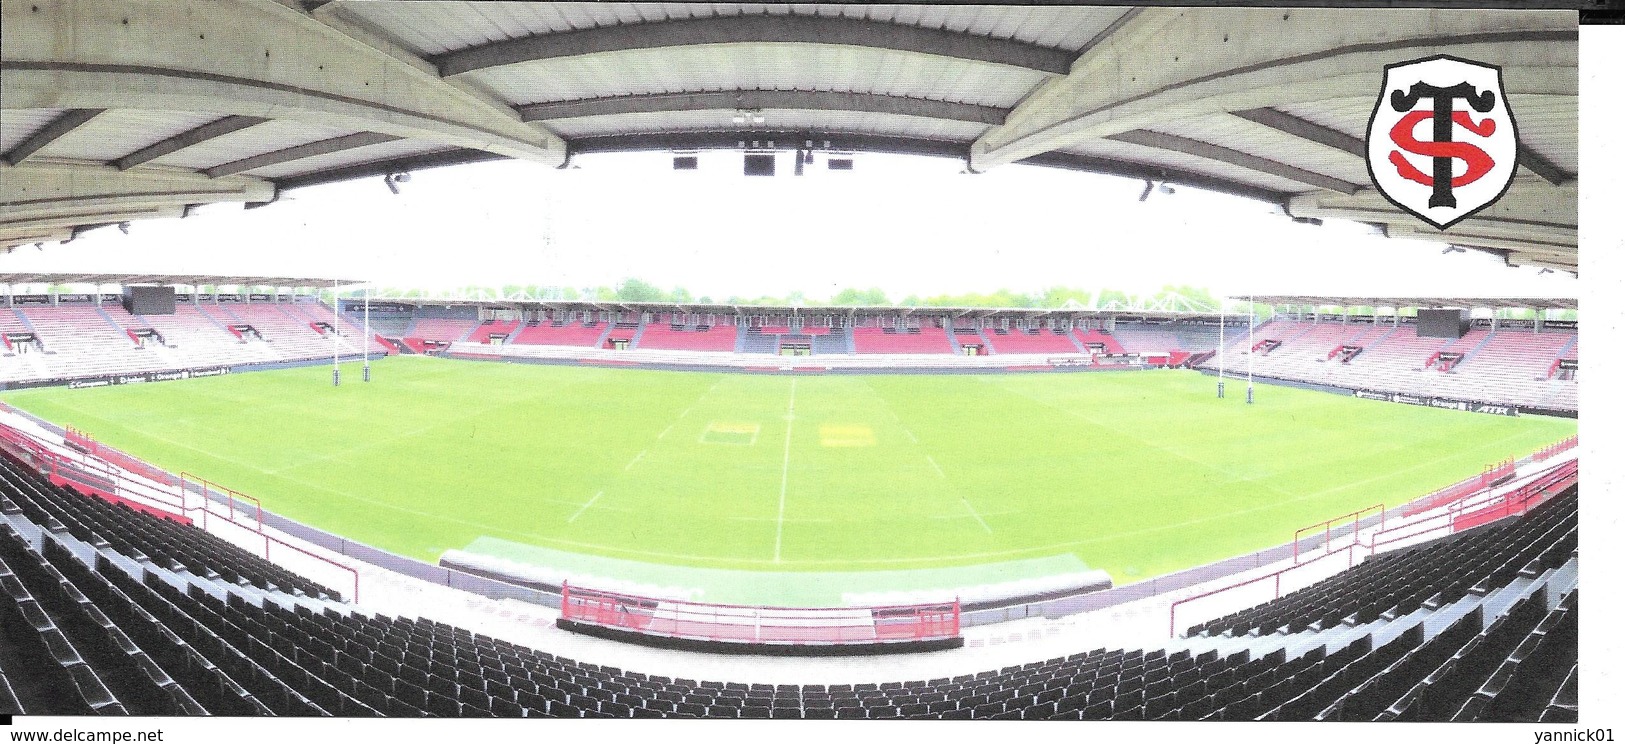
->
1199;298;1578;416
0;282;1583;723
0;413;1581;719
0;288;1579;421
0;0;1587;728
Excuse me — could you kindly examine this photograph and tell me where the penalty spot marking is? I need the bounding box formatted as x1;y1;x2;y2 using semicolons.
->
819;424;876;448
567;491;604;523
700;422;760;445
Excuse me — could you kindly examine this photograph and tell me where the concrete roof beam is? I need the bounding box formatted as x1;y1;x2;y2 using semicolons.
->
0;161;274;249
0;0;563;163
971;7;1576;171
431;15;1078;77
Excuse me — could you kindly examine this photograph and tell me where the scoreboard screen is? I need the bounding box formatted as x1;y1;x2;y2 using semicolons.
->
122;286;176;316
1417;308;1467;339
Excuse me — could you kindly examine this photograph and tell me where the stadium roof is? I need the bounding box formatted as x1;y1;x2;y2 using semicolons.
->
0;3;1578;271
1248;295;1578;311
0;272;362;289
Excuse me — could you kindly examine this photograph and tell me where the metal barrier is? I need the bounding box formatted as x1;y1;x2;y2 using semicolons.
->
1368;459;1578;553
1402;459;1515;517
1533;435;1579;462
1168;537;1362;638
560;582;960;646
1170;453;1578;638
178;472;264;530
0;420;359;602
1292;504;1385;563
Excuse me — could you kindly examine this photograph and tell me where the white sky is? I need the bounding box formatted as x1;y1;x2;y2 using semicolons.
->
0;152;1578;305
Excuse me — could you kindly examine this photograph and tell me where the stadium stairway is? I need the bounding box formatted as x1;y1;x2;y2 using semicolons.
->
209;304;250;327
591;323;615;349
185;304;234;335
812;328;852;355
1451;330;1500;371
1550;334;1578;368
1350;324;1401;354
1066;329;1091;354
91;306;126;336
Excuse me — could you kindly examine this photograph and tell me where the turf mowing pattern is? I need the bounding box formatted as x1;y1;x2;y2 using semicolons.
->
2;356;1575;605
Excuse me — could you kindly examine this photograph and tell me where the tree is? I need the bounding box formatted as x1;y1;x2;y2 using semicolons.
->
1153;285;1219;312
831;287;890;306
1039;286;1091;308
1096;289;1134;309
616;278;665;303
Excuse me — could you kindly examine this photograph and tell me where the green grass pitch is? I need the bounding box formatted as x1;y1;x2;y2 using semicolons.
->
2;356;1574;604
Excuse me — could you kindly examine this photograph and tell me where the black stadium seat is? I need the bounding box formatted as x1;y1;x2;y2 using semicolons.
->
0;441;1580;721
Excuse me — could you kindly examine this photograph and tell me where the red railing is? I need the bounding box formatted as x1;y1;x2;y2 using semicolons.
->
0;420;359;602
1533;435;1578;462
179;472;263;528
1403;459;1515;517
1170;459;1577;638
1366;459;1577;553
63;426;178;487
1293;504;1385;563
1169;539;1361;638
1;425;189;523
1449;459;1577;532
560;583;960;646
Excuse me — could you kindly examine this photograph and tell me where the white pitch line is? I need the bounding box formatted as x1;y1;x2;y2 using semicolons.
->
960;497;993;534
925;455;946;478
657;424;674;440
773;378;798;563
903;428;919;444
624;449;646;470
567;491;603;523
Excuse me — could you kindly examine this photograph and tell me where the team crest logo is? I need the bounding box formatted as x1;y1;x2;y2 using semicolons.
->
1367;55;1519;230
